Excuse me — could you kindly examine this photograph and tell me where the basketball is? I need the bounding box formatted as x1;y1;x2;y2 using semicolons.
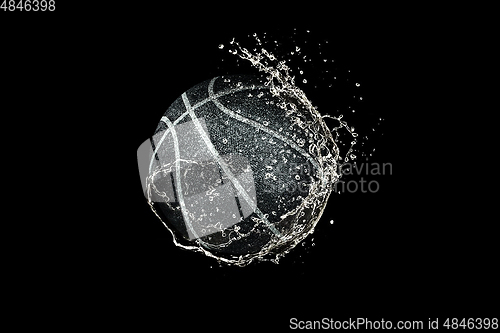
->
137;74;335;265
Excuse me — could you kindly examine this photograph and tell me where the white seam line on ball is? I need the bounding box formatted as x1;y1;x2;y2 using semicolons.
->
208;77;323;179
181;92;282;238
149;83;268;174
163;117;200;241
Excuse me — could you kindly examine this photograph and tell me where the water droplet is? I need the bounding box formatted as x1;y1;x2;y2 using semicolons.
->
355;83;360;87
330;220;334;224
302;79;307;83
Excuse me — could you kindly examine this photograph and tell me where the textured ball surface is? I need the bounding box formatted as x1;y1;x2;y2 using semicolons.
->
138;75;333;264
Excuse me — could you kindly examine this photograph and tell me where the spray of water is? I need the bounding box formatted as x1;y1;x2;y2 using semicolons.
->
220;36;358;264
145;33;358;266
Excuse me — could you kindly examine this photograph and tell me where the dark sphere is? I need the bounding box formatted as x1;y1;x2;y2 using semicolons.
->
138;75;335;265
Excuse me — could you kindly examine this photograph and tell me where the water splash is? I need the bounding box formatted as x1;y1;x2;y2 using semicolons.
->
219;36;358;265
227;37;358;183
143;32;359;266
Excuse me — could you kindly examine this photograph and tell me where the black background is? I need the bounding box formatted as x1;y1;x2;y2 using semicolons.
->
2;4;496;330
